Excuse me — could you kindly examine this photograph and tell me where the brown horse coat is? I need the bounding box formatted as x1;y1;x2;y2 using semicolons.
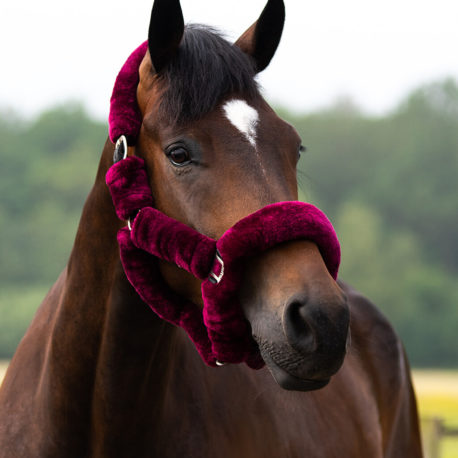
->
0;146;423;458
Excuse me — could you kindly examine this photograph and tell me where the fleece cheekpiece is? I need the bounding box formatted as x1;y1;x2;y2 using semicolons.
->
106;43;341;368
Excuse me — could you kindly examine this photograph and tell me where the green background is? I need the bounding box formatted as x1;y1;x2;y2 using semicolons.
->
0;78;457;367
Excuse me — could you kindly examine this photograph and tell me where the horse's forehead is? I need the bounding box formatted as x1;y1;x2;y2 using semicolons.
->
222;99;260;148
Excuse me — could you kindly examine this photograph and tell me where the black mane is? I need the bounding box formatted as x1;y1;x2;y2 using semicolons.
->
156;25;260;125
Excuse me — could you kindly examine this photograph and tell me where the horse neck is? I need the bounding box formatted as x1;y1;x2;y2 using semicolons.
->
43;138;182;453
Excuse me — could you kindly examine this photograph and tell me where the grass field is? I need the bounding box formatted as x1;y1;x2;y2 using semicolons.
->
0;361;8;385
0;363;457;456
413;370;458;458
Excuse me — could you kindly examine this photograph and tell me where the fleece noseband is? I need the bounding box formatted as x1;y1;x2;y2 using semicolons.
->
106;43;341;368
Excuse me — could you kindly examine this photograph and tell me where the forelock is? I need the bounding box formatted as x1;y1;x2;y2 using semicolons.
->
154;25;260;125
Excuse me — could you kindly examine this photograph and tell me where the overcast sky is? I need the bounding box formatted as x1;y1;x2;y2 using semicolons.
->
2;0;458;120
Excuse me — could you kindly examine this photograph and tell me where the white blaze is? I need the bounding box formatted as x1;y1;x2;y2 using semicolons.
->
222;99;259;148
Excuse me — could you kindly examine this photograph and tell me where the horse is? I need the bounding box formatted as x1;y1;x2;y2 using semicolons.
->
0;0;422;456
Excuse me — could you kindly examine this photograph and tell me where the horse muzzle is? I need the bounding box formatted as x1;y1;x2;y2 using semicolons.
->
239;240;350;391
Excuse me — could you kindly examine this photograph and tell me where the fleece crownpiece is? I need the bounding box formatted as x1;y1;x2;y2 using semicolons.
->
109;41;148;145
107;42;341;368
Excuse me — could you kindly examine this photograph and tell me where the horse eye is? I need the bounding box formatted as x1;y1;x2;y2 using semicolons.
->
168;147;191;166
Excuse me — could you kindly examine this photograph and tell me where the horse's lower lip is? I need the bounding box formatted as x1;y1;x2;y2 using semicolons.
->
264;355;330;392
272;369;330;391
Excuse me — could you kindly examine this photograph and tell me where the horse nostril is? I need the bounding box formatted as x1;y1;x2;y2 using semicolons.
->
282;292;350;360
282;296;318;355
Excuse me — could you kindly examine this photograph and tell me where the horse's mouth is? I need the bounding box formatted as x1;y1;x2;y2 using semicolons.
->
262;351;330;392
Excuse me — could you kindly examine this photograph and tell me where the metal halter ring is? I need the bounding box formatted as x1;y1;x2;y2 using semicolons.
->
113;135;128;163
215;360;226;367
127;210;140;231
208;251;224;284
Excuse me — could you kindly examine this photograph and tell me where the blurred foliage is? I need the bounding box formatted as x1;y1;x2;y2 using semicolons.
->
0;103;102;286
0;287;49;358
290;78;458;367
0;80;457;366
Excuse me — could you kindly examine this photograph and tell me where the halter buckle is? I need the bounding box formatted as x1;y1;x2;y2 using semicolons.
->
113;135;128;163
209;251;224;285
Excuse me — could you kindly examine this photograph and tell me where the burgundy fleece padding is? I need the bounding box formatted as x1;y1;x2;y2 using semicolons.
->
106;156;153;220
118;227;214;363
106;157;341;368
109;41;148;144
132;208;217;280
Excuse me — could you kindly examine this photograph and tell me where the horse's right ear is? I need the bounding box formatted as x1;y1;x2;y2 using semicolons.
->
234;0;285;73
148;0;184;73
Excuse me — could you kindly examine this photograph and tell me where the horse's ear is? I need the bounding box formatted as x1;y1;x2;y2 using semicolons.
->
148;0;184;73
234;0;285;73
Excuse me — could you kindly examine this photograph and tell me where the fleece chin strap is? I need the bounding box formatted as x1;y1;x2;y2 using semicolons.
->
106;155;341;368
107;43;341;368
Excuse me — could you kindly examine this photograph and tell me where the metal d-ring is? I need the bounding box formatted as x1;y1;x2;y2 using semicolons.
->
127;210;140;231
113;135;128;163
216;360;226;366
208;251;224;285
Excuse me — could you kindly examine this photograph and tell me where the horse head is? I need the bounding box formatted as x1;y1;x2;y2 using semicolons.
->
117;0;349;391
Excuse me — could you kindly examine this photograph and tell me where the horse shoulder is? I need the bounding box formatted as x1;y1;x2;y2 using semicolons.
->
341;281;423;457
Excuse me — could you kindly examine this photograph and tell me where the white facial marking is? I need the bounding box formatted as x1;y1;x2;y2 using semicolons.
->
223;99;259;148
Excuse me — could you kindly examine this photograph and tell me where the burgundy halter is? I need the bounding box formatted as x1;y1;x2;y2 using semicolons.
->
106;43;341;368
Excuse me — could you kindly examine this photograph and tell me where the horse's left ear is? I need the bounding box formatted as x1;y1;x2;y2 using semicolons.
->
148;0;185;73
234;0;285;73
